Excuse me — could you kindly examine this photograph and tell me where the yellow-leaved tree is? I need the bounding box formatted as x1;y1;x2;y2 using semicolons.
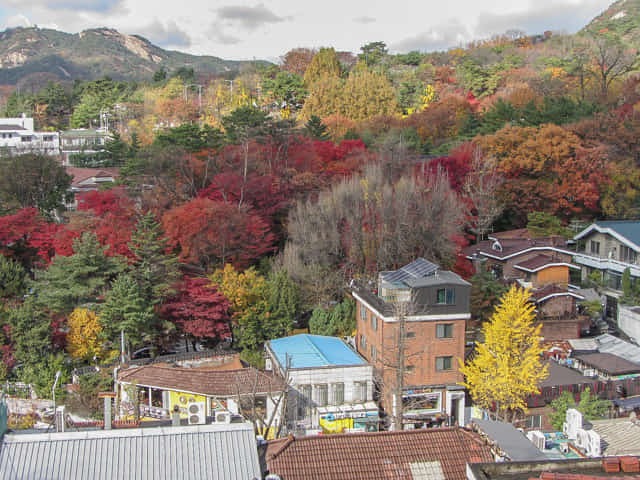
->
66;308;106;362
460;285;548;423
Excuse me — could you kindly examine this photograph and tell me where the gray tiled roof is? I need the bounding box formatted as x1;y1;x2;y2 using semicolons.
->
0;423;261;480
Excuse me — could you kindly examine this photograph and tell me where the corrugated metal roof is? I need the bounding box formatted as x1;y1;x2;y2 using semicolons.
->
595;334;640;365
268;334;365;369
0;423;261;480
380;258;439;285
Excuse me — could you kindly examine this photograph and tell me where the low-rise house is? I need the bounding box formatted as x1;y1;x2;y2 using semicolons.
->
65;166;119;208
573;221;640;318
265;334;379;435
0;423;261;480
60;128;110;166
464;230;587;340
263;427;494;480
117;364;286;433
351;258;469;428
0;115;59;155
571;352;640;381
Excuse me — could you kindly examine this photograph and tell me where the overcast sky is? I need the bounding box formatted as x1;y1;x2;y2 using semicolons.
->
0;0;614;61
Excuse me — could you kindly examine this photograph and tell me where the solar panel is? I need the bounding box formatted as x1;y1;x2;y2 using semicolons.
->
380;258;439;284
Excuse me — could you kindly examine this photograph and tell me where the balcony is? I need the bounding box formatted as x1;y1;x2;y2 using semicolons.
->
573;253;640;278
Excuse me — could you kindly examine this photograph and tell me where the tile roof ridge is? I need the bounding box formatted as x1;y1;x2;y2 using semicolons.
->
266;434;295;461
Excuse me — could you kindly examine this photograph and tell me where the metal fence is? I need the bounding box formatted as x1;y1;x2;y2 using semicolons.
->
72;347;235;376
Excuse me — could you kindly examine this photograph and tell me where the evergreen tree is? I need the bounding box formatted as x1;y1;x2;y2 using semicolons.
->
128;213;180;306
265;269;300;338
460;286;548;422
0;255;26;300
100;273;155;349
7;299;52;368
620;267;636;305
32;233;125;314
304;115;329;141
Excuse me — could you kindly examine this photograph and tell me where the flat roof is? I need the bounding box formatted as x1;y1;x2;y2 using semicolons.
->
268;334;365;369
472;418;547;461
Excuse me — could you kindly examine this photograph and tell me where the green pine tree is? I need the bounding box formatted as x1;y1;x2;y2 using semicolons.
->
32;233;125;314
0;255;26;300
304;115;329;141
128;213;180;306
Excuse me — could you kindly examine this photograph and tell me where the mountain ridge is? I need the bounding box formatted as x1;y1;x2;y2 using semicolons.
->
0;26;263;85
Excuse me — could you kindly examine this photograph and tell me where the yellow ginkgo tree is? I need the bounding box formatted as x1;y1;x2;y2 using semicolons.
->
66;308;107;362
460;285;548;423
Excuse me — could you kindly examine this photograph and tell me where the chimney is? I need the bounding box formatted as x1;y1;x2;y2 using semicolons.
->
55;406;65;432
98;392;117;430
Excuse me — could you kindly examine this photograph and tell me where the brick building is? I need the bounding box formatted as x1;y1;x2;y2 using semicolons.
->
351;258;470;428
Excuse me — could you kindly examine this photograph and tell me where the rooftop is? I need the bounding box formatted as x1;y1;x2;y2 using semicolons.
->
575;221;640;251
264;427;493;480
471;418;547;461
589;417;640;456
380;258;440;286
574;352;640;376
0;423;261;480
538;360;596;389
267;334;365;369
118;365;285;396
514;254;575;273
464;235;571;261
0;124;27;131
66;167;119;188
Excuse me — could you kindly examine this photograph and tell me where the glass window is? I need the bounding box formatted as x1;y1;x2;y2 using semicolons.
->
315;384;328;407
437;288;455;305
406;331;416;338
360;304;367;321
353;381;367;402
436;324;454;338
371;315;377;331
590;240;600;255
360;335;367;350
298;385;312;417
370;345;377;361
332;383;344;405
436;356;453;371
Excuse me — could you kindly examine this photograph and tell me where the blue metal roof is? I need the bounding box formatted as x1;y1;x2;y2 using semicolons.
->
595;221;640;248
268;334;365;369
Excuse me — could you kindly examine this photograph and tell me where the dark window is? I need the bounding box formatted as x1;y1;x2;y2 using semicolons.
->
437;288;455;305
360;304;367;321
590;240;600;255
406;331;416;339
332;383;344;405
620;245;637;264
371;315;378;331
436;324;454;338
315;384;328;407
436;356;453;371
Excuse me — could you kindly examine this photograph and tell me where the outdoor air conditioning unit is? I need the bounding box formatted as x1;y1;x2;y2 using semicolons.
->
527;431;546;451
215;412;231;424
583;369;597;377
576;428;589;449
187;402;206;425
586;430;601;457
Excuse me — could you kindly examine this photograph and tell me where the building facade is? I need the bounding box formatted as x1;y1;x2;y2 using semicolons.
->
0;116;60;155
265;334;379;435
351;258;470;429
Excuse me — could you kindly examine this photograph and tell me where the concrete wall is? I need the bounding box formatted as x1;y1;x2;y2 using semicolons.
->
618;305;640;345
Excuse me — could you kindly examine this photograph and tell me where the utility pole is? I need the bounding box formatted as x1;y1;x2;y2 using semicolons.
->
224;79;234;96
184;84;203;111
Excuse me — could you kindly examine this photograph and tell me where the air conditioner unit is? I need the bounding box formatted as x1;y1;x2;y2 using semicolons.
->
583;369;596;377
586;430;601;457
188;402;206;425
215;412;231;424
527;431;546;451
576;428;589;449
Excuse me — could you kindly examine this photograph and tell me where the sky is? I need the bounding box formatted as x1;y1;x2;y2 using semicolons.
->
0;0;615;61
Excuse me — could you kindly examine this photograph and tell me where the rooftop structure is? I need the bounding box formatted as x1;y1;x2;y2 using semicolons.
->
264;427;493;480
573;353;640;378
267;334;365;370
471;418;547;462
0;423;261;480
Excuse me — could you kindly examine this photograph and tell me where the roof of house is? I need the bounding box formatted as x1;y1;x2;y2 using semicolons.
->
66;167;119;188
471;418;547;461
573;352;640;376
60;128;110;137
380;258;440;285
264;427;493;480
538;360;597;388
267;334;365;369
514;254;577;273
575;221;640;251
0;423;261;480
529;285;584;303
118;365;285;396
0;124;27;131
589;417;640;456
592;334;640;365
463;236;572;262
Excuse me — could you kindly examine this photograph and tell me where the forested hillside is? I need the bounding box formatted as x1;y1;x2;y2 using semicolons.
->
1;1;640;402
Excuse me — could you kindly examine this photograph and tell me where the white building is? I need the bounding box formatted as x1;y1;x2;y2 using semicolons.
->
265;334;380;434
0;115;59;155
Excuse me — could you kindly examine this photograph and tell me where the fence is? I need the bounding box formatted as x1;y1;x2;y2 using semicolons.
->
73;347;235;377
1;382;33;399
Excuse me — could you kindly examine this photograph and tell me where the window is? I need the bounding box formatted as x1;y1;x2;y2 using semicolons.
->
406;331;416;339
621;245;637;264
360;335;367;350
370;345;377;361
353;381;367;402
436;356;453;371
436;288;455;305
360;304;367;321
298;385;312;417
526;415;542;429
406;365;415;372
371;315;378;331
590;240;600;255
332;383;344;405
436;324;454;339
21;136;32;142
315;384;328;407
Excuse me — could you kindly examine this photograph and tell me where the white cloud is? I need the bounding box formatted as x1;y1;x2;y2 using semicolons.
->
136;20;191;48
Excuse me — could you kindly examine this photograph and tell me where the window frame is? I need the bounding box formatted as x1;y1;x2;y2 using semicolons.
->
436;288;455;305
435;356;453;371
436;323;454;339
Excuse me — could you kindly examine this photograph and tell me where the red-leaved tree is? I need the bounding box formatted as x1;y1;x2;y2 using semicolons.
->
161;277;231;341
